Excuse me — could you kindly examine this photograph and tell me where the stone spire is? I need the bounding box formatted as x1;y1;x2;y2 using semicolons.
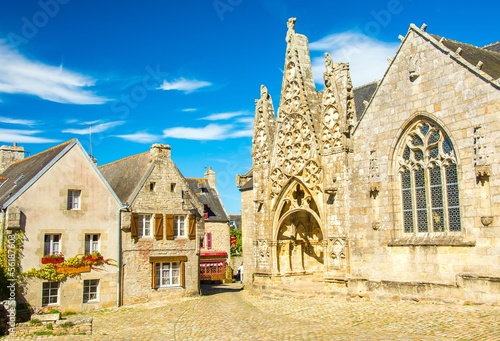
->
252;84;276;167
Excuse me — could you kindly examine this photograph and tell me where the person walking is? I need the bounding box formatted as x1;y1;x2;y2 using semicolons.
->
238;262;244;283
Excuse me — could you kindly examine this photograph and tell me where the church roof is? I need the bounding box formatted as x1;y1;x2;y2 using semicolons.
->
431;34;500;80
186;178;229;222
483;42;500;53
99;151;153;204
353;81;378;120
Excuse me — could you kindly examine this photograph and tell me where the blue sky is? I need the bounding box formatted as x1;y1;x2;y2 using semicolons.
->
0;0;498;214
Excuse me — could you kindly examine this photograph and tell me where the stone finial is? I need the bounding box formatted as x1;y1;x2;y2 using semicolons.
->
286;17;296;42
476;61;484;69
455;47;463;55
421;23;427;31
260;84;268;99
398;35;405;42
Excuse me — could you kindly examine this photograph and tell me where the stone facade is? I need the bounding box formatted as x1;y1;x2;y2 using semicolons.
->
0;140;122;312
100;144;204;305
238;19;500;304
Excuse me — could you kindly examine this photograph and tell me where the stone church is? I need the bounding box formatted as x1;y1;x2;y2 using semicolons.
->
237;18;500;304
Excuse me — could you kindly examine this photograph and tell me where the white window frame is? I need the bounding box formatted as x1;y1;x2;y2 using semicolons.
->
84;234;100;254
42;282;59;306
155;262;180;288
174;215;186;238
44;234;61;255
67;189;81;210
83;279;99;303
138;214;152;238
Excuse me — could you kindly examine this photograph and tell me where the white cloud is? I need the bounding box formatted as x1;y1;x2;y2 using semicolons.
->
62;121;125;135
0;40;108;104
0;128;59;144
182;108;198;112
309;31;399;87
115;131;161;143
157;77;211;93
163;124;233;140
0;116;38;126
199;111;249;121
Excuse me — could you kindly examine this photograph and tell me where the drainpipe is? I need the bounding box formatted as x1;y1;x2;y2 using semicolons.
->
1;208;5;248
117;204;130;307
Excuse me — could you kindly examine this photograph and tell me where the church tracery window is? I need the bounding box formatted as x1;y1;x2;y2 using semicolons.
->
399;120;461;233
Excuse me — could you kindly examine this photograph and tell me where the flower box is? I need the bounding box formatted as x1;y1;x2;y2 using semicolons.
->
41;256;65;264
32;312;60;322
55;264;91;275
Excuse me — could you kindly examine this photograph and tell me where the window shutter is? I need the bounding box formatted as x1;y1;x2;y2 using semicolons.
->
151;263;156;289
166;214;174;240
84;235;90;254
207;232;212;249
188;214;196;240
154;214;163;240
131;213;139;239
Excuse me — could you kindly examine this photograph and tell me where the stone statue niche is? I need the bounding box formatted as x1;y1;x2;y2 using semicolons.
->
276;210;323;275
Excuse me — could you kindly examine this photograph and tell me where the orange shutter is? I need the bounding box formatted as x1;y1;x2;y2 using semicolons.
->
154;214;163;240
151;262;156;289
165;214;174;240
188;214;196;240
131;213;139;239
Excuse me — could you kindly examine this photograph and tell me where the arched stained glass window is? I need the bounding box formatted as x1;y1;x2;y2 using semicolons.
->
399;120;461;233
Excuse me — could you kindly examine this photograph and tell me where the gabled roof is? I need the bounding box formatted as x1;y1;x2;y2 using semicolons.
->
186;178;228;223
98;152;153;204
431;34;500;80
0;139;122;209
353;81;378;120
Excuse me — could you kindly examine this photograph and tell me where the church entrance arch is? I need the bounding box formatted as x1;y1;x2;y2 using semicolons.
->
273;182;324;275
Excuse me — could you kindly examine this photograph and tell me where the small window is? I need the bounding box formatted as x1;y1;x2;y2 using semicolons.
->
149;182;156;192
170;183;176;192
42;282;59;306
154;262;180;288
67;190;81;210
83;279;99;303
139;214;152;238
44;234;61;255
85;234;100;254
174;215;186;238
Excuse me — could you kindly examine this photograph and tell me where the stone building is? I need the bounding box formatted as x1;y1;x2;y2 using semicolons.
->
0;140;123;312
238;19;500;304
187;167;230;258
99;144;204;304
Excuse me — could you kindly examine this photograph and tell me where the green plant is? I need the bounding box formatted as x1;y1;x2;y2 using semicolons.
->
62;310;77;317
230;228;242;256
29;319;42;326
34;330;54;336
60;321;74;328
46;323;53;330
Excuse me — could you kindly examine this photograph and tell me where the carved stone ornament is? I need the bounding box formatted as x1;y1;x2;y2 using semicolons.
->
481;216;493;227
372;221;381;230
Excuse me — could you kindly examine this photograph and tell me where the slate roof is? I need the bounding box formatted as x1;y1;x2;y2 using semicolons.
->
238;176;253;191
0;140;74;208
353;81;378;120
483;42;500;53
430;34;500;80
98;151;153;204
228;214;241;229
186;178;228;223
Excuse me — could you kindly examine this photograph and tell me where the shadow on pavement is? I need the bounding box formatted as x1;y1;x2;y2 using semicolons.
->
200;283;244;296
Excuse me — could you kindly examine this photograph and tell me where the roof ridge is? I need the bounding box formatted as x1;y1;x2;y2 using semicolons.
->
98;151;150;168
353;80;379;90
11;139;74;166
482;41;500;49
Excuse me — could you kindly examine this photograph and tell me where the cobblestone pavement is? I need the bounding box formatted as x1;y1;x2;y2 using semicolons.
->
5;283;500;340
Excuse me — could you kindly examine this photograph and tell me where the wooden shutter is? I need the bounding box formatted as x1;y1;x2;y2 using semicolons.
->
131;213;139;239
151;263;157;289
165;214;174;240
206;232;212;249
154;214;163;240
188;214;196;240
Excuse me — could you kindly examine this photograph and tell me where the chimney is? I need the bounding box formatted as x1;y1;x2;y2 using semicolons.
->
204;167;216;189
150;144;171;161
0;143;25;174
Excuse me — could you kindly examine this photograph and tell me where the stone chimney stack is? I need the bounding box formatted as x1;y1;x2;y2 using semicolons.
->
0;143;25;174
204;167;216;189
150;144;171;161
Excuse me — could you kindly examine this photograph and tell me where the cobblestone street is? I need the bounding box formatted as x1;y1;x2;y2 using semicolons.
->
5;283;500;340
